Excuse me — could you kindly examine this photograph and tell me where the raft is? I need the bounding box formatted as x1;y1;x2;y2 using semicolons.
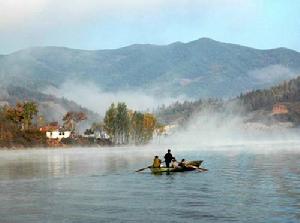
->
150;160;203;174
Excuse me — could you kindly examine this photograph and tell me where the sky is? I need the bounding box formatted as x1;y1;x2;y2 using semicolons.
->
0;0;299;54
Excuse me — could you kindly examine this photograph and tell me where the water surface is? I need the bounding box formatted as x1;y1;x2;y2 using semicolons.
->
0;145;299;223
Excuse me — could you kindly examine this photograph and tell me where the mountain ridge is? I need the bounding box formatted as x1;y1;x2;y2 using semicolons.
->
1;38;300;98
3;38;299;56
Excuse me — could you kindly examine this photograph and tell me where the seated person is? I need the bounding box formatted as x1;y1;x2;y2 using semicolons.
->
152;156;162;168
179;159;198;170
171;158;179;168
178;159;187;167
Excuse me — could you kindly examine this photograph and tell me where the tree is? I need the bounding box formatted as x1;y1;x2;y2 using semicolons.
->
130;111;144;144
63;111;87;132
4;103;24;127
104;103;117;142
143;113;157;143
4;101;38;130
0;107;16;142
23;102;38;130
115;102;130;144
103;102;157;145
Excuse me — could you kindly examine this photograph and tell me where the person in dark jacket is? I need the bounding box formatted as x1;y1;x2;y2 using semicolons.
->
164;149;174;168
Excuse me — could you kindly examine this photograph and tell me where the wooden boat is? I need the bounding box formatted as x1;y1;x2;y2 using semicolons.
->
150;160;203;174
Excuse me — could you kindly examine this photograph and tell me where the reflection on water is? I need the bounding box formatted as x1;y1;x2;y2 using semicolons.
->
0;148;146;179
48;154;69;177
0;146;299;223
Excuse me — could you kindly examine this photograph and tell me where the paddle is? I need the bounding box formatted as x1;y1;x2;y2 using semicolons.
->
136;166;152;172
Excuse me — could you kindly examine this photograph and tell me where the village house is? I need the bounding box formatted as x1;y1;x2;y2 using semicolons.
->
39;122;59;132
272;103;288;115
83;128;110;140
46;130;72;140
40;122;71;140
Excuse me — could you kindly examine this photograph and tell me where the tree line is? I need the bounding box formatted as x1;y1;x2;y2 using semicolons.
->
157;75;300;127
0;100;159;147
238;76;300;111
103;102;157;145
0;101;46;147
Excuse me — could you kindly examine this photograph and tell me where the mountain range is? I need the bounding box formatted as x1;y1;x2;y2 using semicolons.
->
1;38;300;99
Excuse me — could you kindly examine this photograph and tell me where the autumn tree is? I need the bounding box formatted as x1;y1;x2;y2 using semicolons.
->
4;101;38;130
103;103;117;142
4;103;24;128
103;103;130;144
142;113;157;143
23;102;38;130
103;102;157;145
0;107;15;143
63;111;87;132
130;111;144;144
115;103;130;144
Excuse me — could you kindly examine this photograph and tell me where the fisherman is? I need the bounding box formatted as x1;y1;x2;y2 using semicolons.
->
164;149;174;168
171;158;179;168
152;156;162;168
178;159;198;170
178;158;187;167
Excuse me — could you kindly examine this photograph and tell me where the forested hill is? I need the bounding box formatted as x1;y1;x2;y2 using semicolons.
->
0;86;100;123
157;76;300;125
156;99;224;125
1;38;300;98
239;76;300;111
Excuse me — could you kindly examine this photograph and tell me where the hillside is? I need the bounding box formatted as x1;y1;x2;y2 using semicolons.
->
1;38;300;98
157;76;300;126
0;86;101;125
239;76;300;110
238;76;300;124
156;99;223;125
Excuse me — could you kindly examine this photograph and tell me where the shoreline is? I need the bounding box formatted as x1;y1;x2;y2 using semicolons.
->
0;143;153;151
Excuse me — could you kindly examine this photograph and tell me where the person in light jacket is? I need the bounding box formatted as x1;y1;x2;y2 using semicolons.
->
152;156;161;168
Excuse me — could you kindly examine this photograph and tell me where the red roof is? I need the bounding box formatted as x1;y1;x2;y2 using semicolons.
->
39;124;60;132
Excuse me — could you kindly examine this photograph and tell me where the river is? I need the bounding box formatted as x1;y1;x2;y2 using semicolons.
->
0;143;299;223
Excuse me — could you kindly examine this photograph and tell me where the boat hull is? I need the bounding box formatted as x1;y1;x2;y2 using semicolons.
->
150;160;203;174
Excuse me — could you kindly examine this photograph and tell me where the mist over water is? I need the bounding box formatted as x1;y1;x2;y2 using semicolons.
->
0;146;299;223
45;81;187;115
44;80;300;151
156;104;300;152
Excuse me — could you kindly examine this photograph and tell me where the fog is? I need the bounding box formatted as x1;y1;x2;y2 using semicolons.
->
44;81;187;115
42;80;300;152
155;102;300;152
250;65;299;85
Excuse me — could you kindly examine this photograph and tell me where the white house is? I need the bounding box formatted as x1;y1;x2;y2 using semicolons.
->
46;131;71;140
83;129;110;140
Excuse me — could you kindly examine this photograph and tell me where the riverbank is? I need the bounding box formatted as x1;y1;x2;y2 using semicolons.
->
0;135;113;149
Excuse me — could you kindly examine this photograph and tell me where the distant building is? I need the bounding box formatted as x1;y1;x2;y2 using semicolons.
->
155;124;177;137
46;131;71;140
83;129;110;140
39;122;60;132
272;103;288;115
40;122;71;140
95;130;110;140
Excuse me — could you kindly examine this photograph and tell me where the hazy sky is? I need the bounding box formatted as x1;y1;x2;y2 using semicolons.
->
0;0;299;54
